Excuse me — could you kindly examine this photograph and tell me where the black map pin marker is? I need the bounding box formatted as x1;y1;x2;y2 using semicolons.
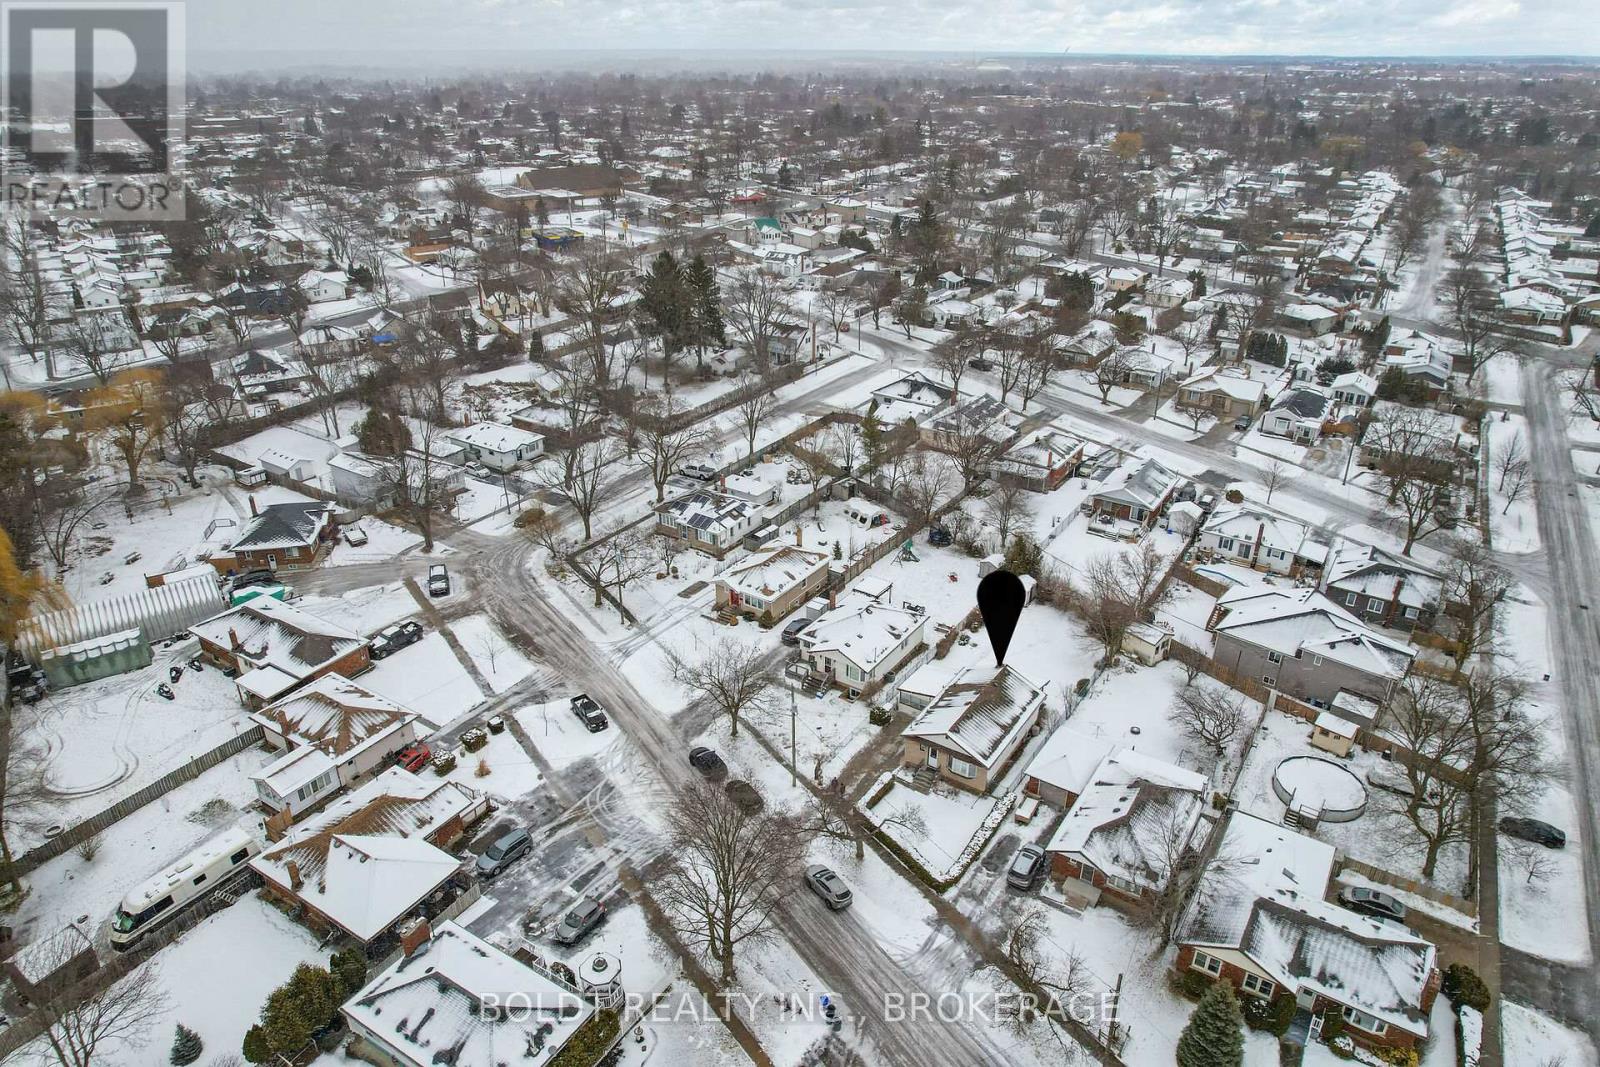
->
976;569;1026;667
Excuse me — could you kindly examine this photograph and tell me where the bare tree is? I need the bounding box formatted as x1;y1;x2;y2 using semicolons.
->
583;529;655;618
1364;405;1459;554
656;783;805;985
60;317;127;387
1135;805;1230;948
1093;349;1133;406
928;332;971;399
1493;432;1527;492
31;937;172;1067
1075;542;1173;664
817;288;854;341
1438;538;1513;674
723;270;797;373
899;450;956;527
540;436;620;542
1438;263;1524;383
983;481;1034;551
631;401;713;504
372;421;456;553
84;370;166;490
554;246;630;390
1261;457;1289;504
1502;838;1557;887
733;378;778;460
1500;461;1531;515
1169;685;1250;770
670;638;775;738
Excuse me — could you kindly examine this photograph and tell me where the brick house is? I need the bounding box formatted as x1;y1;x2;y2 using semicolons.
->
1043;749;1207;909
1319;540;1443;634
1087;457;1182;532
189;597;370;709
714;544;830;623
1177;812;1440;1053
995;428;1088;492
227;499;338;574
1174;367;1266;422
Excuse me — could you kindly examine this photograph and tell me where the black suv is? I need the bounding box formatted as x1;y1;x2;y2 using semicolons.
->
1499;817;1566;848
689;747;727;779
370;620;423;659
571;694;609;732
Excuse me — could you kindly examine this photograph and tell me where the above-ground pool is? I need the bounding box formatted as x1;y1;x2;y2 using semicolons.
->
1272;755;1368;822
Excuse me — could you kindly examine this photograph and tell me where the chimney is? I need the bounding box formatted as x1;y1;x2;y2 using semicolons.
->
795;527;803;548
248;495;258;516
228;627;241;651
400;917;432;958
286;859;302;891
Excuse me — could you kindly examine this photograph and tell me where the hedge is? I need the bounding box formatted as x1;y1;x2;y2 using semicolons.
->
548;1008;621;1067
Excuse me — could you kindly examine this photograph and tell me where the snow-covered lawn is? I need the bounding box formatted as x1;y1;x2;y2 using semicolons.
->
15;642;258;847
453;613;534;693
515;699;621;770
359;632;484;726
1063;659;1198;771
1149;400;1214;441
1060;369;1141;408
89;896;328;1067
1500;1001;1599;1067
864;778;1006;882
1486;414;1540;553
437;729;545;801
293;581;419;637
322;517;423;564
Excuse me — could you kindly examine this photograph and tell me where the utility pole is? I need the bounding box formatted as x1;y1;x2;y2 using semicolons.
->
789;682;798;788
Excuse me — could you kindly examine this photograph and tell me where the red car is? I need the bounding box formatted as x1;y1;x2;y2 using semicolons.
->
394;744;432;773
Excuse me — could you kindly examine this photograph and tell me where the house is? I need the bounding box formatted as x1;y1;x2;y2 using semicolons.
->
1175;368;1266;421
1104;266;1147;293
1276;302;1340;337
297;269;349;303
1206;586;1416;707
1320;540;1442;633
1380;334;1453;395
189;597;370;709
327;450;467;509
714;544;830;622
1021;727;1116;809
249;677;421;818
655;490;762;557
921;393;1021;450
995;428;1088;492
865;370;954;426
227;499;337;573
1498;284;1567;326
445;422;545;472
1087;457;1182;534
1197;505;1329;578
342;920;593;1067
1328;371;1378;409
798;600;926;693
1059;320;1118;366
252;767;487;945
1145;276;1195;309
1262;387;1331;443
1044;749;1208;909
901;664;1048;794
1177;812;1440;1053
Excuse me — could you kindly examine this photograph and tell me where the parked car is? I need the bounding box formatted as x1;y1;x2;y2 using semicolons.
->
1232;415;1252;432
427;563;450;597
229;568;277;592
1006;844;1046;890
780;617;812;646
968;356;995;371
464;462;492;480
552;897;606;944
342;524;368;547
1499;817;1566;848
804;864;853;910
927;526;953;547
689;746;727;779
1336;886;1407;924
475;827;532;877
394;744;431;773
370;620;423;659
678;462;718;481
571;693;609;732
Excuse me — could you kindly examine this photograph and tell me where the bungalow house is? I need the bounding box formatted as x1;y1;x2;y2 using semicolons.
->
1021;727;1116;809
1177;812;1440;1054
655;490;762;558
296;269;349;303
1175;368;1266;422
1207;585;1416;707
444;421;545;472
798;600;926;693
1044;749;1208;909
995;428;1088;492
714;544;830;623
232;349;306;401
1320;540;1442;633
921;393;1021;451
251;768;487;946
1197;505;1329;578
1328;371;1378;409
1104;266;1147;293
1276;302;1340;337
228;499;338;573
189;597;370;709
1059;320;1118;367
1087;457;1182;534
342;921;593;1067
327;450;467;510
1144;276;1195;309
865;370;954;426
901;664;1048;794
1379;334;1453;395
249;676;421;819
1262;387;1331;443
1498;284;1567;327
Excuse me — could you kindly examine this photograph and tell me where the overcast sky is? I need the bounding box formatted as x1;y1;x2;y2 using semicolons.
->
185;0;1596;67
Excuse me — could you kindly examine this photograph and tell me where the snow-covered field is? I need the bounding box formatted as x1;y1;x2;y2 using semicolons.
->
360;631;484;725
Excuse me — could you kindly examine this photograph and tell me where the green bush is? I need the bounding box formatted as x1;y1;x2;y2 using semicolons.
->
1171;969;1212;1001
1241;993;1294;1036
548;1008;621;1067
1319;1011;1346;1044
1442;963;1491;1013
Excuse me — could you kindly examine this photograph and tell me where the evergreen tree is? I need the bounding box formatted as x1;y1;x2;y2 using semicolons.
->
685;255;724;360
529;329;545;362
170;1023;203;1065
640;251;691;365
1175;982;1245;1067
242;1025;271;1064
330;947;368;998
534;196;548;227
1364;313;1392;357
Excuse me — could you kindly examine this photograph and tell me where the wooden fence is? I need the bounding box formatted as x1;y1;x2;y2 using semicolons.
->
1336;856;1479;920
7;724;265;880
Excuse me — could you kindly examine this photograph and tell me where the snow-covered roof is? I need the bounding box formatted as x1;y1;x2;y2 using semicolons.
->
1321;539;1441;611
658;489;756;537
1180;814;1435;1039
230;500;334;552
251;675;416;756
800;601;925;675
344;921;592;1067
719;545;829;601
1046;750;1208;891
1211;585;1416;681
17;573;226;659
190;597;364;693
903;664;1047;770
445;420;544;456
1093;457;1181;512
1024;727;1116;797
1201;505;1328;565
1179;367;1266;404
253;744;338;801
